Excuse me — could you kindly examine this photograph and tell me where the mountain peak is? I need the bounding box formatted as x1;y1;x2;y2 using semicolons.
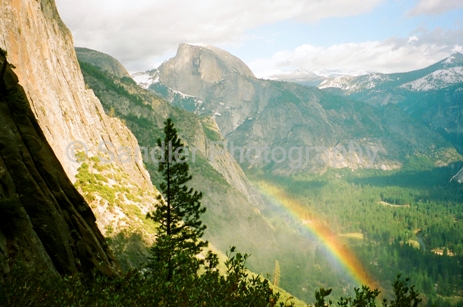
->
444;52;463;64
150;44;256;99
173;43;256;79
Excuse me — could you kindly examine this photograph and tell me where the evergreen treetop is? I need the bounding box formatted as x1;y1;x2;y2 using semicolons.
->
147;118;208;281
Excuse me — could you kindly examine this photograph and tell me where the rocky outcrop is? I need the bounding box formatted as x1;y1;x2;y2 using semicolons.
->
0;0;151;189
158;43;255;95
0;52;118;278
0;0;162;270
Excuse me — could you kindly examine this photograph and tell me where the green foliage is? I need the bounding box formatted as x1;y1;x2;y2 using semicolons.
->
313;275;420;307
191;154;229;186
124;113;152;129
106;231;151;271
145;246;291;307
73;155;160;268
0;248;289;307
315;288;333;307
120;76;137;86
272;82;301;105
201;120;222;142
75;162;117;204
146;118;208;281
403;156;435;171
338;285;379;307
354;239;463;299
78;60;145;108
382;275;422;307
319;92;346;110
75;51;461;304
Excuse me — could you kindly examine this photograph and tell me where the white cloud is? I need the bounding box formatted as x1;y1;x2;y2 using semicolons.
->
55;0;384;72
409;0;463;15
250;28;463;77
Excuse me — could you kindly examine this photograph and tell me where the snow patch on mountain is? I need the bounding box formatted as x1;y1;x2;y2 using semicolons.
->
444;55;456;65
265;68;369;85
400;67;463;91
266;69;319;81
132;71;204;108
171;88;195;99
318;75;356;90
441;53;463;67
319;73;392;91
312;69;369;78
132;70;159;89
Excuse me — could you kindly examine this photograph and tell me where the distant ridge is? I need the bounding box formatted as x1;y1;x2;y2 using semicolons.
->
76;47;132;78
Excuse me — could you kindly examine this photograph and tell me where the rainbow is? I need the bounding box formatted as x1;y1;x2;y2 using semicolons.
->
256;181;377;289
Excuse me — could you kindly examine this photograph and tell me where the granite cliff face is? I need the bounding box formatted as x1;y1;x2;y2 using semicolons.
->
0;52;118;278
0;0;161;270
155;43;255;95
136;44;462;174
0;0;150;188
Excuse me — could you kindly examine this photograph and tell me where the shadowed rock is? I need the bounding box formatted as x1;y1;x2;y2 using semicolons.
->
0;53;119;278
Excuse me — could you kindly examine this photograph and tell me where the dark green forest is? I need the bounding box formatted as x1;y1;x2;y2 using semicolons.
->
249;161;463;306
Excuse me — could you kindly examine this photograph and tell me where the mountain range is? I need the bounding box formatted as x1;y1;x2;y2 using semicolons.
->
319;52;463;158
264;68;370;87
319;53;463;93
133;44;462;175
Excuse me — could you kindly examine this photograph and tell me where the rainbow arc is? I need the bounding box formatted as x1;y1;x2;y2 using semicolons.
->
256;181;377;289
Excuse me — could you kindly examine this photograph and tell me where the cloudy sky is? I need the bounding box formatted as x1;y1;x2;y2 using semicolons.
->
55;0;463;77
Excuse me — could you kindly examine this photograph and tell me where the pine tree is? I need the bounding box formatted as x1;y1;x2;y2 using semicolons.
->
147;118;208;281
